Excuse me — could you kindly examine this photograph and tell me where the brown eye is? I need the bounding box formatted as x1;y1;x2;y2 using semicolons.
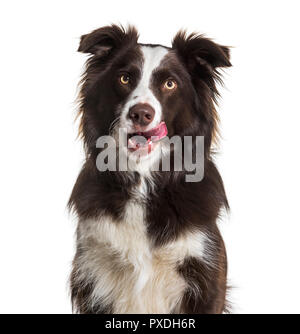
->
120;74;130;85
164;79;177;90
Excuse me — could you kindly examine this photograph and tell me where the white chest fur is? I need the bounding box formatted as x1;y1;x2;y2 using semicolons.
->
76;183;211;313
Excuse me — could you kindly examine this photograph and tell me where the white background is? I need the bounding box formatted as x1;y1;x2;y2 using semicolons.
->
0;0;299;314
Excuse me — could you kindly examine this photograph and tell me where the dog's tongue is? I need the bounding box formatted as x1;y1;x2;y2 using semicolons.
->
141;121;168;140
128;121;168;153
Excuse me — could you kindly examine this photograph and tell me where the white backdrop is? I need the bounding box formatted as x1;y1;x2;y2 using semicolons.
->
0;0;299;314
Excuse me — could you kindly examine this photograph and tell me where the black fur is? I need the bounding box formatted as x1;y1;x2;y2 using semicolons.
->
69;24;231;314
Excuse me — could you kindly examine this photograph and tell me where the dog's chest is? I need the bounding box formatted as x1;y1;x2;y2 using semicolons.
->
77;181;208;313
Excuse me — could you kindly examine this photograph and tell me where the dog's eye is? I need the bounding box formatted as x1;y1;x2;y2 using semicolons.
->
163;79;177;91
120;74;130;85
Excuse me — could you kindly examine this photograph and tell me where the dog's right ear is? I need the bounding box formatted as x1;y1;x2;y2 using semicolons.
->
78;24;139;56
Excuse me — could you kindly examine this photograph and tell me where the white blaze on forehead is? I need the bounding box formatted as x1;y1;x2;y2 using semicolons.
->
120;45;168;131
138;45;169;95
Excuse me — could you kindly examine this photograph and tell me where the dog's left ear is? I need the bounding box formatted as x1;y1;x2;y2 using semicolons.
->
172;31;231;74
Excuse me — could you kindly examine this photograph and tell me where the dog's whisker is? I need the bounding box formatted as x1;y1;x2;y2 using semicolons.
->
109;116;121;136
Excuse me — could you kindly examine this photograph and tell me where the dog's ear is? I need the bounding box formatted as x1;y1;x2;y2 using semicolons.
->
78;24;139;56
172;31;231;73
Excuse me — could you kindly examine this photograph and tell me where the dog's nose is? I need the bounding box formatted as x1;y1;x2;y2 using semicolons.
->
128;103;155;127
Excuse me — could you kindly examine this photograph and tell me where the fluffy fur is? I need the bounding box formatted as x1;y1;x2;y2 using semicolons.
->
69;24;231;314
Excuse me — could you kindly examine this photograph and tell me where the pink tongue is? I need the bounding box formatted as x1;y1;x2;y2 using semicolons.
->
141;121;168;141
128;122;168;152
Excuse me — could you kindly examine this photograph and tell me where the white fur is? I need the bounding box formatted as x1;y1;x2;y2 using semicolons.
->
75;183;214;313
113;46;169;177
119;46;168;133
127;142;162;177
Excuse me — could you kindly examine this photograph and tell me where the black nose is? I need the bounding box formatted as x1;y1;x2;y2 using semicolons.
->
128;103;155;127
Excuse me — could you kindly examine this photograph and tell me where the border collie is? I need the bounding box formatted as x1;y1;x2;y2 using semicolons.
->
69;24;231;314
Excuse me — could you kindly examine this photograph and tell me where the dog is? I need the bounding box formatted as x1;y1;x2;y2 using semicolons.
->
69;24;231;314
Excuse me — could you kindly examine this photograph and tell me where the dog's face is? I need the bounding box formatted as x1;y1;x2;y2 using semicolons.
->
78;25;231;162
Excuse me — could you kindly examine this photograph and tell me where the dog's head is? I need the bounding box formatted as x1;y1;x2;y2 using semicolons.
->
77;25;231;166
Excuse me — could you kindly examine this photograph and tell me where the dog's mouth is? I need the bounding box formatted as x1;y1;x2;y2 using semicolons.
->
127;122;168;153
